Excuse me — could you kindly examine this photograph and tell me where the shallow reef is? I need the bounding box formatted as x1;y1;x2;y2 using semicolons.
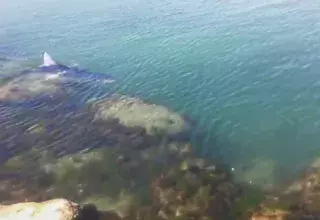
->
0;88;254;220
2;91;320;219
1;61;320;219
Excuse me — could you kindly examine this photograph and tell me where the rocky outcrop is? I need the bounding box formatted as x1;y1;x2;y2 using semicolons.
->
279;157;320;218
247;157;320;220
91;95;191;139
146;157;241;220
249;206;289;220
0;199;122;220
0;199;81;220
248;203;320;220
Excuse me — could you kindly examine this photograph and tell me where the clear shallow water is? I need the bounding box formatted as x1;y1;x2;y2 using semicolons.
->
1;0;320;186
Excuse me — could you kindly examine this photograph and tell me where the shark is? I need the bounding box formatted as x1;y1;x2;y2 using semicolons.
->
28;52;116;84
0;52;116;104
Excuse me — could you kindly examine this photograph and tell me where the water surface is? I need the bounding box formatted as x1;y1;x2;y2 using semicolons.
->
1;0;320;186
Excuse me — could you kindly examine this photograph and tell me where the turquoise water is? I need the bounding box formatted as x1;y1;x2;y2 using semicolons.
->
1;0;320;186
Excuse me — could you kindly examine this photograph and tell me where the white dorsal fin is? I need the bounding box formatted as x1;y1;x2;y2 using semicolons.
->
41;52;57;67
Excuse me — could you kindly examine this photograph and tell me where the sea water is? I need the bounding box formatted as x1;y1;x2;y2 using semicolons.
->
1;0;320;187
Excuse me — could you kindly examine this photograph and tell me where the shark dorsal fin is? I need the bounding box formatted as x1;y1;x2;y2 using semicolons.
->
41;52;57;67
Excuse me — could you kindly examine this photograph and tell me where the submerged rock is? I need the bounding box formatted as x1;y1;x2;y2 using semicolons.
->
0;140;194;217
0;198;120;220
0;198;81;220
0;92;195;166
0;72;65;102
91;95;191;139
279;157;320;217
144;157;242;220
0;145;274;220
246;157;320;220
250;206;289;220
248;202;320;220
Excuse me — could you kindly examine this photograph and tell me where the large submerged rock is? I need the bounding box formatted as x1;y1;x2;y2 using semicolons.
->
91;95;191;139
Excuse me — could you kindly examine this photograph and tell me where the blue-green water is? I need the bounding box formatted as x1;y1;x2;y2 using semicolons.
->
1;0;320;186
